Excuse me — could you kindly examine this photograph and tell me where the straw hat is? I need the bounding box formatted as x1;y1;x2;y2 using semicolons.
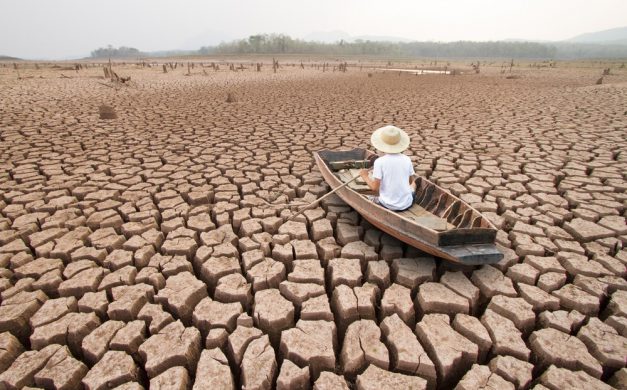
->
370;125;410;154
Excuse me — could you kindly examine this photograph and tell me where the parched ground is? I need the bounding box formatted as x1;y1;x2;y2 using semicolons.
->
0;60;626;390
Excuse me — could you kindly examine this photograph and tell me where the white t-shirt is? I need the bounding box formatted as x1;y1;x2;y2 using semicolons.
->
372;153;415;210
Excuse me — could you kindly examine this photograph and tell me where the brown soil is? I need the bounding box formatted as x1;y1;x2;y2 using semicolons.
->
0;59;625;389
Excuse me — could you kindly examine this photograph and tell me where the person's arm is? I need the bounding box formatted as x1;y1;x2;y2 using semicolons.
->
360;169;380;192
408;157;416;185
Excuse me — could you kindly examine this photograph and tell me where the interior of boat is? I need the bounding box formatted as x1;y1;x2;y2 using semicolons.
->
323;152;491;233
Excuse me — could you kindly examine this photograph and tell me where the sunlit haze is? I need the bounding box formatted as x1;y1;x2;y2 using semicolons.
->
1;0;626;59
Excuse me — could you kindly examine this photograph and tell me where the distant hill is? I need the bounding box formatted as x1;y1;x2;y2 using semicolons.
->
304;30;413;43
178;29;239;50
0;55;21;61
567;26;627;44
354;34;414;43
303;30;352;43
503;38;552;43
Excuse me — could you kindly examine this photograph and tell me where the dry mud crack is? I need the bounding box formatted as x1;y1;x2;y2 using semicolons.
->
0;61;626;389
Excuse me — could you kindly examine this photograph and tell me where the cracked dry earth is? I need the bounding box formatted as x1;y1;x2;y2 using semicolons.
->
0;62;626;390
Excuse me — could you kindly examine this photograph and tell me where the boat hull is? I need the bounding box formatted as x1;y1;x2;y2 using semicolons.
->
315;149;503;265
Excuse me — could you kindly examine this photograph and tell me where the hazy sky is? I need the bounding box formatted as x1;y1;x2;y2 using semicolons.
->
1;0;625;59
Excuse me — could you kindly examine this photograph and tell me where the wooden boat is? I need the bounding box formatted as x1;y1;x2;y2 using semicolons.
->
315;148;504;265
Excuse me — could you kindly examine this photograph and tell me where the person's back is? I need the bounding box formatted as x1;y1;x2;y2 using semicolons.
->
360;125;416;211
372;153;415;210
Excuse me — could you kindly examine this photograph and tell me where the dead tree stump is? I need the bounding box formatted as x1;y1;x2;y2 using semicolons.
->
110;70;120;82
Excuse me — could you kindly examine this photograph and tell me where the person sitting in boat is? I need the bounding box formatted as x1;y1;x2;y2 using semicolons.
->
359;125;416;211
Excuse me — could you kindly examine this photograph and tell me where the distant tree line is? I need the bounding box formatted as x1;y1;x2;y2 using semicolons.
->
400;41;557;58
551;42;627;59
198;33;627;59
199;34;557;58
91;45;142;58
91;35;627;60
